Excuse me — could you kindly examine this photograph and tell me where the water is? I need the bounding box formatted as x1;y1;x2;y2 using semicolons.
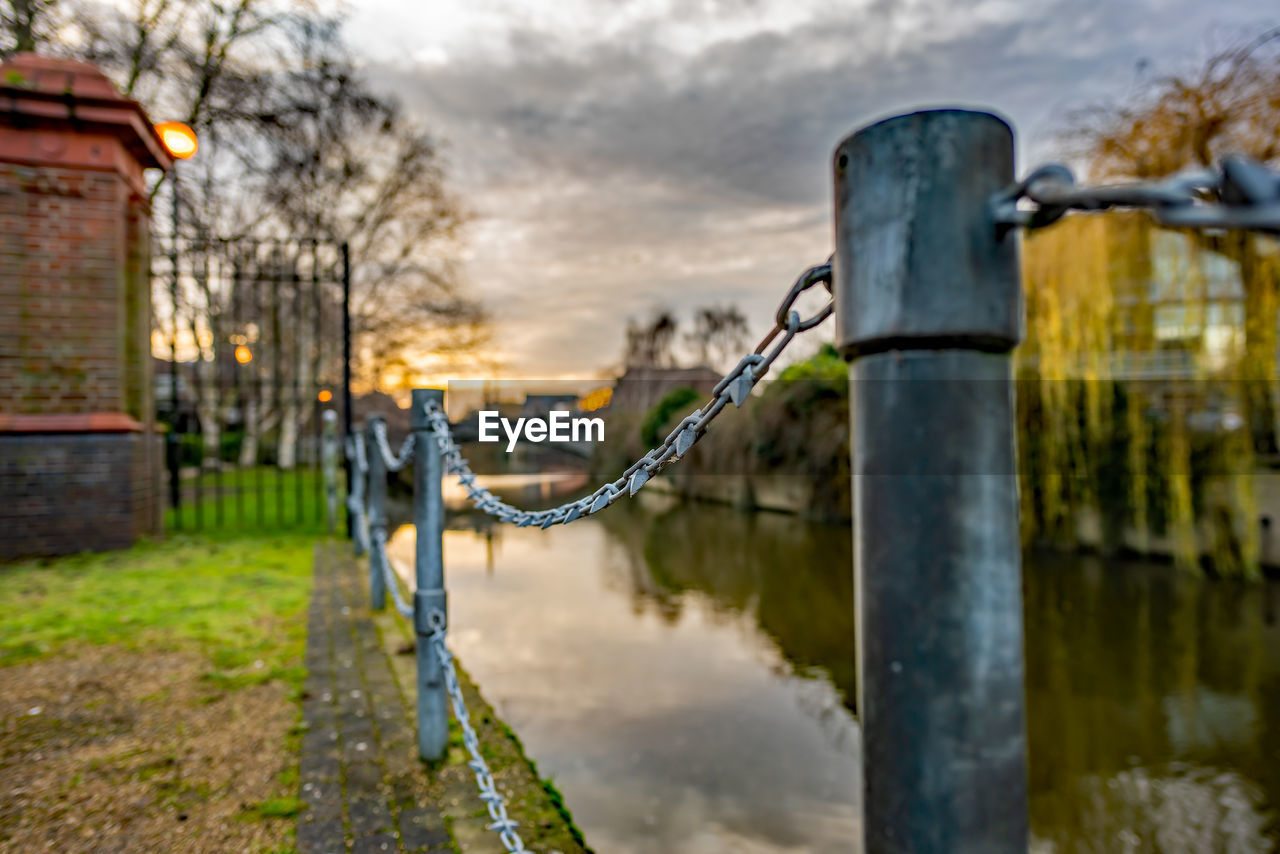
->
387;478;1280;853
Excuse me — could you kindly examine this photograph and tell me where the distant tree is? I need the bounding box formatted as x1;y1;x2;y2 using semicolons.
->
0;0;59;53
685;304;750;371
624;310;680;368
1068;29;1280;180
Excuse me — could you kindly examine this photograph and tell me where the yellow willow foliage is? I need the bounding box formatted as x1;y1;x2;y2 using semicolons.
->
1018;214;1272;579
1164;399;1198;573
1020;216;1114;543
1126;394;1150;556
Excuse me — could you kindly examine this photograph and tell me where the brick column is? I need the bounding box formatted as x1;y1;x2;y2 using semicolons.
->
0;54;173;557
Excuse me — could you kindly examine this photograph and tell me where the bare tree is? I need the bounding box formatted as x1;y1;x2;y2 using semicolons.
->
6;0;485;468
685;304;750;371
238;13;479;400
624;311;680;368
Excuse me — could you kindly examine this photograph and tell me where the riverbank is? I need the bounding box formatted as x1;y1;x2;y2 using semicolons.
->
342;542;594;854
644;471;1280;573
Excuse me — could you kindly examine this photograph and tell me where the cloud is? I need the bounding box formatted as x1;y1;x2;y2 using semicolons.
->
349;0;1275;378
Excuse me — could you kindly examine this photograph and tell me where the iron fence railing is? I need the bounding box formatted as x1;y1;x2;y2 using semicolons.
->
158;236;353;532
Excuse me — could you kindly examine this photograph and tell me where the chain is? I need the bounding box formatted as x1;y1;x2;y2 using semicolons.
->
344;260;832;851
421;259;834;527
370;527;414;620
992;155;1280;235
372;420;416;471
430;629;529;852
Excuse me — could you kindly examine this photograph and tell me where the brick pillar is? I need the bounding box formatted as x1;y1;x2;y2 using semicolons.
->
0;54;173;558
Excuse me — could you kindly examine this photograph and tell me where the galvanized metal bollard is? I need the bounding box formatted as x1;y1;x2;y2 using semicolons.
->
322;410;339;534
411;388;448;761
366;416;388;612
834;109;1029;853
351;431;367;557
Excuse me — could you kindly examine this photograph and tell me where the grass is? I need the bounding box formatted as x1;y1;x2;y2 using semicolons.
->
243;797;307;820
0;530;320;853
167;465;345;537
0;532;315;682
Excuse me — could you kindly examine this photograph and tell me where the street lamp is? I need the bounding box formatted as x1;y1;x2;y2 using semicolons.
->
155;121;198;160
157;120;198;519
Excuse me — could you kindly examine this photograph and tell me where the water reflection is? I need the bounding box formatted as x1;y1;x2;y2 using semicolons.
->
388;478;1280;852
1024;553;1280;852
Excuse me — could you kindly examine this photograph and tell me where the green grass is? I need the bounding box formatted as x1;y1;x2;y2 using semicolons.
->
0;533;316;684
167;466;345;537
242;796;307;820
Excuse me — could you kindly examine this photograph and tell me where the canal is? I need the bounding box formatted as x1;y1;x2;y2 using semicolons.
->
387;476;1280;853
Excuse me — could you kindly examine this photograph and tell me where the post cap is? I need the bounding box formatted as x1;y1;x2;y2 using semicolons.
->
0;53;174;177
833;109;1022;358
411;388;445;428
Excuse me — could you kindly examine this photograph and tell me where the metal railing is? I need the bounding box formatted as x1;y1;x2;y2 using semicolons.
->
337;107;1280;854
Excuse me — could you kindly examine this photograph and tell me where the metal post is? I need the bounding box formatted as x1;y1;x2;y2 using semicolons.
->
341;242;354;538
351;422;367;557
411;387;448;761
366;416;388;611
167;169;181;522
322;409;338;533
834;109;1028;853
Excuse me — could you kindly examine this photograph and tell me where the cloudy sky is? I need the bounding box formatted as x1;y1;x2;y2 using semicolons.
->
342;0;1273;380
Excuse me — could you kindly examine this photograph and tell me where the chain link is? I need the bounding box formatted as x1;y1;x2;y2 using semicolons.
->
372;420;417;471
371;527;414;620
430;629;529;852
992;155;1280;235
421;259;835;527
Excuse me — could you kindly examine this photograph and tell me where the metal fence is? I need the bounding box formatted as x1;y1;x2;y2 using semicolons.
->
157;237;352;531
342;108;1280;853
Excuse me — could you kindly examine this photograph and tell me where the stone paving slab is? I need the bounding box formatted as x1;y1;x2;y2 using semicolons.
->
297;544;454;854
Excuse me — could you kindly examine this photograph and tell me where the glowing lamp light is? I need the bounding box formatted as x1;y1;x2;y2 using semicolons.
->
234;345;253;364
317;389;333;403
578;387;613;412
155;121;198;160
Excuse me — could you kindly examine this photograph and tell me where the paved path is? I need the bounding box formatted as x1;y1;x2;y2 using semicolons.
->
297;544;452;854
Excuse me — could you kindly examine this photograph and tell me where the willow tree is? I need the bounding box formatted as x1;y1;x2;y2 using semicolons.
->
1020;31;1280;577
1068;29;1280;453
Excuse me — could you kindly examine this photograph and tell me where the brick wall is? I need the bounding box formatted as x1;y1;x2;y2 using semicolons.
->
0;164;128;414
0;54;171;557
0;432;159;558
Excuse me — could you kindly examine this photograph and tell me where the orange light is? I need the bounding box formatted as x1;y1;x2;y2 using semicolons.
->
234;345;252;364
155;121;198;159
578;387;613;412
317;389;333;403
